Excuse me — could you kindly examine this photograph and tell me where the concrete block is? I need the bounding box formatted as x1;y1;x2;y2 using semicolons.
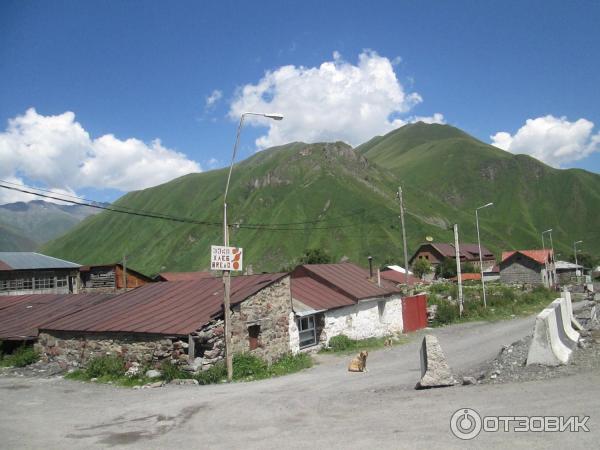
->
561;290;584;331
416;335;456;389
527;304;572;366
552;299;579;345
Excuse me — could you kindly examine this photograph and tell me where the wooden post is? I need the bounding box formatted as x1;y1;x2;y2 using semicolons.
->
122;255;127;290
188;334;196;363
398;186;410;286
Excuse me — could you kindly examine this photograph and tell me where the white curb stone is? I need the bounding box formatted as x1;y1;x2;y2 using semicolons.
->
527;303;572;366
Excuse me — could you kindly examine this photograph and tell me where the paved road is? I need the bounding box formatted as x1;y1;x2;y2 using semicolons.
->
1;316;598;449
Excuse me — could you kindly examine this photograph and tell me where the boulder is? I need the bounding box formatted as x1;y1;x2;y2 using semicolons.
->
415;335;457;389
169;378;199;386
145;369;162;379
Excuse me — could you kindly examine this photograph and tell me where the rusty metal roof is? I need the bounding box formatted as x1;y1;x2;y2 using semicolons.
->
156;271;215;282
291;276;355;311
41;273;287;336
380;270;425;285
0;294;113;340
291;263;401;311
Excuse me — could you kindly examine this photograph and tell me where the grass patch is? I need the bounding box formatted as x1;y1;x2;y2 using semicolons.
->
64;355;151;387
0;345;39;368
320;334;409;355
426;283;557;326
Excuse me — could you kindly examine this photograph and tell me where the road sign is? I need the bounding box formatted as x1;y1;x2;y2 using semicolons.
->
211;245;243;271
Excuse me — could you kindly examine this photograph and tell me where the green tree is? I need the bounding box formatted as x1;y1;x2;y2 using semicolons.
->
299;248;332;264
435;257;457;279
568;252;598;269
461;262;477;273
412;259;431;279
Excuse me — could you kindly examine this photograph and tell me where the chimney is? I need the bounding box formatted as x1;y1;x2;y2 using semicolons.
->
368;256;373;279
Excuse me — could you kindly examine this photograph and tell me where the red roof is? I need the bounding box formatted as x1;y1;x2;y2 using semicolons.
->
501;249;553;265
156;271;215;282
449;273;481;282
0;294;112;340
290;263;401;311
41;273;286;336
380;270;425;285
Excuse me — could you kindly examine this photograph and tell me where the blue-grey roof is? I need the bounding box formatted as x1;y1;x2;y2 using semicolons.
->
0;252;80;270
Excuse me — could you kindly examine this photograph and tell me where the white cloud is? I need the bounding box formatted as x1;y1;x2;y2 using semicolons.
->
490;115;600;167
206;157;219;169
205;90;223;108
0;108;201;204
229;50;443;149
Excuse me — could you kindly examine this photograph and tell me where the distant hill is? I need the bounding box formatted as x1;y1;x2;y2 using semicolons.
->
0;200;99;251
43;124;600;273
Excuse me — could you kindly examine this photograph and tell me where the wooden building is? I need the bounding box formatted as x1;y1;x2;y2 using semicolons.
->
79;264;153;293
409;243;495;271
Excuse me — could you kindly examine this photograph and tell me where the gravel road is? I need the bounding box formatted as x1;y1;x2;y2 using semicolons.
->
1;315;598;449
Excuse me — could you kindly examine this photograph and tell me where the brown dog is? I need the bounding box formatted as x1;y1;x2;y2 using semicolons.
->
348;350;368;372
383;337;393;347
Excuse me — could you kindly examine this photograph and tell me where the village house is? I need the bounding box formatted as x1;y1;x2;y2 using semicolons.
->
409;243;496;272
0;252;81;296
79;263;153;292
499;249;556;287
554;260;583;285
36;273;293;370
289;263;404;350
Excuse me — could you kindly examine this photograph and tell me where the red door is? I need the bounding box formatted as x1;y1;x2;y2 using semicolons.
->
402;294;428;332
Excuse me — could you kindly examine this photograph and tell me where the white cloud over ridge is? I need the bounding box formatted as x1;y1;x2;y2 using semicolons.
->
491;115;600;167
205;89;222;107
0;108;200;204
229;51;444;149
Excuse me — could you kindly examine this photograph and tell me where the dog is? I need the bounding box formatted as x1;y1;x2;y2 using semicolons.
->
384;337;393;347
348;350;368;372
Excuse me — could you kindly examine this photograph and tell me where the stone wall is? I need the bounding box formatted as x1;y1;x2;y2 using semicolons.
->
229;276;292;364
35;331;186;368
500;256;544;285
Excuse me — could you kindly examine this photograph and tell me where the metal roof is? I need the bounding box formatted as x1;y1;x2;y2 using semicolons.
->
501;249;553;265
555;260;582;270
156;271;215;282
380;270;424;285
41;273;287;336
0;252;80;271
291;276;355;311
0;294;112;340
410;243;494;263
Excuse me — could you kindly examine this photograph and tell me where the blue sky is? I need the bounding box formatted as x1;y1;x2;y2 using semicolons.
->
1;0;599;203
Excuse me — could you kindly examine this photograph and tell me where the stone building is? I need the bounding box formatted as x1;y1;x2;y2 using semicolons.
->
37;273;292;371
0;252;81;296
500;249;556;287
290;263;404;350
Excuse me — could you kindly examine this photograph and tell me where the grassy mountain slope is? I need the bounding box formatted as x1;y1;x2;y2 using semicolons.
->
0;200;98;251
43;142;456;274
43;123;600;273
359;122;600;259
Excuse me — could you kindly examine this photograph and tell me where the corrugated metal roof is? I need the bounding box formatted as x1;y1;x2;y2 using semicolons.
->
380;270;425;285
291;276;355;311
411;243;494;262
501;249;553;265
555;260;582;270
41;273;287;336
0;252;80;271
156;271;215;281
0;294;112;340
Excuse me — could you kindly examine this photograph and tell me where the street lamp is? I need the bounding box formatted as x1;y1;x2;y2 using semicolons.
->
222;111;283;382
574;240;583;267
542;229;554;288
476;202;493;308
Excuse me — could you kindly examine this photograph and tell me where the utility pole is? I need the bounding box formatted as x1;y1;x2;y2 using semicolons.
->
454;224;464;317
476;202;493;308
122;254;127;290
397;186;410;286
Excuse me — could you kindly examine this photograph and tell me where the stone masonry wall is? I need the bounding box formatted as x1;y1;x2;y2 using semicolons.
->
229;276;292;364
35;331;186;369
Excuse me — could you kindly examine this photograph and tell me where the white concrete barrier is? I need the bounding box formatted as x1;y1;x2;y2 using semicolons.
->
527;303;572;366
552;298;580;346
561;290;584;331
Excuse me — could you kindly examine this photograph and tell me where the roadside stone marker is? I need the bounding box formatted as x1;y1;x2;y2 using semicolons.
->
415;335;457;389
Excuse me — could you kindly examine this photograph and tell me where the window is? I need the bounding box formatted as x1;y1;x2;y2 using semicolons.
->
297;315;317;349
34;277;55;290
56;277;67;288
248;325;261;350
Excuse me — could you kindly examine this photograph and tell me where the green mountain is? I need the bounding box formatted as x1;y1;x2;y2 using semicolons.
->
0;200;98;251
42;124;600;273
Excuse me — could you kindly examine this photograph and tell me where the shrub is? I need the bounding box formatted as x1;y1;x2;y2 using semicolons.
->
412;259;431;279
232;353;269;380
432;300;460;325
0;345;39;367
85;355;125;378
195;362;227;385
269;352;313;376
160;360;191;382
328;335;354;352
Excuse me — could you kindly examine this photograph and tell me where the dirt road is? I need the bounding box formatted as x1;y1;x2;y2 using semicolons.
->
1;316;598;449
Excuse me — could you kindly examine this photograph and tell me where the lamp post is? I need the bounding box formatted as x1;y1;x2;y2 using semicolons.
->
223;111;283;382
542;229;554;288
476;202;493;308
574;240;583;267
